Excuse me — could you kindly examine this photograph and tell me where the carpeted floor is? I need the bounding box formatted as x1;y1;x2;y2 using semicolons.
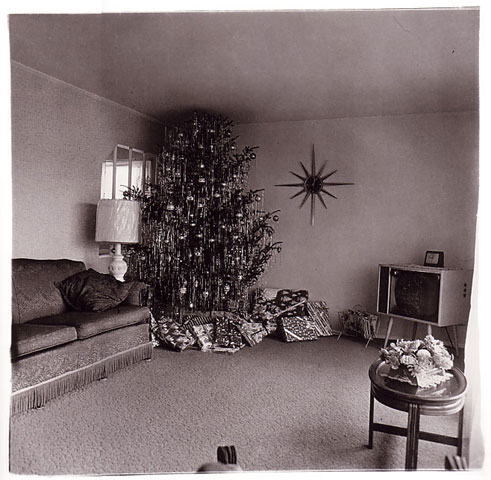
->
9;336;463;475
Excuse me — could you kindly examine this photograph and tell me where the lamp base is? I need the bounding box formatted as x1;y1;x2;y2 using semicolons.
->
108;244;127;282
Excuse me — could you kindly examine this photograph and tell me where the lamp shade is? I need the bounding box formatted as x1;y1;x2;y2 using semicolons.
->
95;199;140;244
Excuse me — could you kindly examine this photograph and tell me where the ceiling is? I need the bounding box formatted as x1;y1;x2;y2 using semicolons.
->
9;9;479;125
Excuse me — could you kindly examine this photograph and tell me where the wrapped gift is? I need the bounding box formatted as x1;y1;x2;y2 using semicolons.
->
274;289;309;317
182;313;213;328
263;314;278;335
153;317;196;351
249;289;309;332
214;315;244;349
305;301;333;337
148;311;162;347
191;323;215;351
249;290;282;322
277;316;318;342
237;322;267;347
212;344;245;354
262;288;282;300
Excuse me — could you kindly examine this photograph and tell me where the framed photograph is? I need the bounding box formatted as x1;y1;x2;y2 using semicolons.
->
424;251;444;267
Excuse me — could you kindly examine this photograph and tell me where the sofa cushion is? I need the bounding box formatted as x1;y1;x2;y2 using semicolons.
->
12;258;86;324
12;324;78;358
28;305;151;339
55;269;136;312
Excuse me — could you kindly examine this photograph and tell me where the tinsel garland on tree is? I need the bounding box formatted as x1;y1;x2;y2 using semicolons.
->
126;112;282;319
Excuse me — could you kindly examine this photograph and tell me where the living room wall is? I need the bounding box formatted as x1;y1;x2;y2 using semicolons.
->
11;62;163;272
235;111;479;342
11;61;478;345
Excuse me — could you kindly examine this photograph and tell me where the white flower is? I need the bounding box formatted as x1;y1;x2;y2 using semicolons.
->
416;349;431;359
400;354;417;366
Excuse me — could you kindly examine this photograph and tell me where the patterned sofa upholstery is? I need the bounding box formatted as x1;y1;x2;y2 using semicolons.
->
11;258;153;415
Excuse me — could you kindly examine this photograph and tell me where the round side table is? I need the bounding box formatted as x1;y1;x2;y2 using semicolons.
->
368;359;467;470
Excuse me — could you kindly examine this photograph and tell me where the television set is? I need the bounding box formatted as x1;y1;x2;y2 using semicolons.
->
377;264;472;327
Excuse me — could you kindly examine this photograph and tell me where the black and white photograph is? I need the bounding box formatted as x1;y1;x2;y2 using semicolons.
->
2;1;489;478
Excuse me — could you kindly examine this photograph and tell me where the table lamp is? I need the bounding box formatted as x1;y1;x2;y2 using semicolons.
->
95;199;141;281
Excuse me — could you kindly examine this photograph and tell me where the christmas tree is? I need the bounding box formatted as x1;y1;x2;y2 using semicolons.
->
126;112;281;319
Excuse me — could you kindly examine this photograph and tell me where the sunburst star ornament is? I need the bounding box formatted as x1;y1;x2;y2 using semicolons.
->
275;145;354;226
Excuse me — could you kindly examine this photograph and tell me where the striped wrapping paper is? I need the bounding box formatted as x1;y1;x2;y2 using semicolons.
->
182;314;213;328
305;301;333;337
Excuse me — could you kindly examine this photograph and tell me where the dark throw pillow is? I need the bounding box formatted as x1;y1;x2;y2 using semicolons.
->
55;269;136;312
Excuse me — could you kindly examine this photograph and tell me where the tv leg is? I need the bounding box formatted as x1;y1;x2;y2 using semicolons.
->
445;326;454;348
427;324;432;336
384;317;394;348
411;322;418;340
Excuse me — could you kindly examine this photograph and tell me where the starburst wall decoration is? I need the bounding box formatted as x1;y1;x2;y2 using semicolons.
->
275;145;354;226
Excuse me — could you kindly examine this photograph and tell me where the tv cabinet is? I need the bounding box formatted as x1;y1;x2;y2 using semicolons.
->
377;264;472;356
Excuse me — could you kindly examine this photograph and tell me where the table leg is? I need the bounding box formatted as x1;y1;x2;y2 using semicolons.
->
427;324;432;336
368;389;374;449
405;403;420;470
457;408;464;456
384;317;394;348
452;325;460;358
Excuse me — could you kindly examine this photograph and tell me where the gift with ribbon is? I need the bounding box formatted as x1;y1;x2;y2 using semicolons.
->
153;316;196;351
274;289;309;317
191;323;215;351
305;301;333;337
277;316;318;342
237;321;268;347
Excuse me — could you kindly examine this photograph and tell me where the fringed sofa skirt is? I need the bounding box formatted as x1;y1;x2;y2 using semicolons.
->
11;323;152;415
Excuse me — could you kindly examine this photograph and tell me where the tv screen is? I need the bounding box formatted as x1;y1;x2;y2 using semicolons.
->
389;270;440;323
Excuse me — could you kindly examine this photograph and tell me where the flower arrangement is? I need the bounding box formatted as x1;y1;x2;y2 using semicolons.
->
380;335;454;388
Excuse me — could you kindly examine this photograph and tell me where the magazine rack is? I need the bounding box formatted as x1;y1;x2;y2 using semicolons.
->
337;305;380;347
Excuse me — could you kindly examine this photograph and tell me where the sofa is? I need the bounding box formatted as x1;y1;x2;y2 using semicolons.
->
10;258;153;415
